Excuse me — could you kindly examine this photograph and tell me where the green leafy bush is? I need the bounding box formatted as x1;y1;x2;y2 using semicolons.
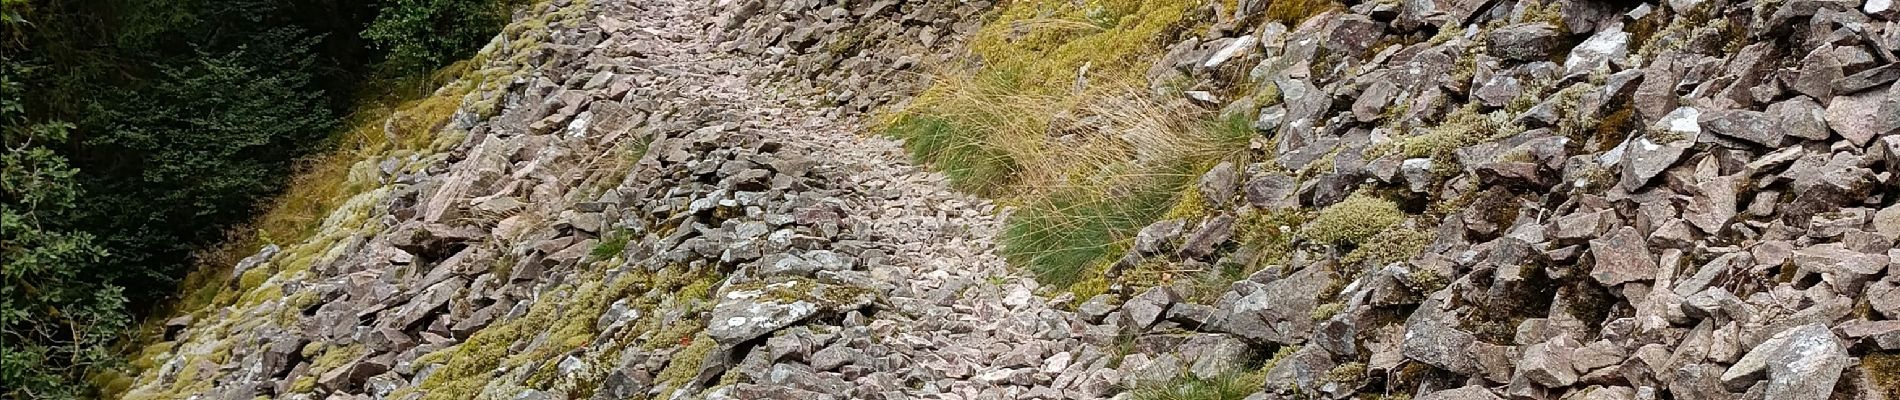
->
363;0;512;72
3;55;126;400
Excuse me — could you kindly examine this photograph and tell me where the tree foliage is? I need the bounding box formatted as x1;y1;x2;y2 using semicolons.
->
364;0;511;72
2;0;515;397
2;52;126;400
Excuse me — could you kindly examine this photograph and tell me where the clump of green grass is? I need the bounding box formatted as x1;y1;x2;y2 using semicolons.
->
1130;366;1271;400
590;230;630;259
887;114;1022;195
1001;170;1189;287
1300;193;1404;245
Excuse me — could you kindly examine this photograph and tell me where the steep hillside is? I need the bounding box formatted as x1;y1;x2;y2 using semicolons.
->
123;0;1900;399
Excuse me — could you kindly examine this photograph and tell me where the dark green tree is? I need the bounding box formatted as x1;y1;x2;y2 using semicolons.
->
2;50;127;400
363;0;510;72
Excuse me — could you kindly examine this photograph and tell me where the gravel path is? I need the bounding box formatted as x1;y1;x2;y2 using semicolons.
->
620;0;1115;398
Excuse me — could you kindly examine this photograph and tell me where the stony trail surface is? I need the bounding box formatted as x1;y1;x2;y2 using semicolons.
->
627;0;1123;397
119;0;1138;399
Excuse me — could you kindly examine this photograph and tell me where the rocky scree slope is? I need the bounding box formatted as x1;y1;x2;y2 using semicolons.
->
114;0;1095;399
1060;0;1900;398
119;0;1900;399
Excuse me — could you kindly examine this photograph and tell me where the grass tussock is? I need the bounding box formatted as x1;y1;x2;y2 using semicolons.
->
1129;366;1271;400
887;0;1273;290
968;0;1196;92
898;81;1257;287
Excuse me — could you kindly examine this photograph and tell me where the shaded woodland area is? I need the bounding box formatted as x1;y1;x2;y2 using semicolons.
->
2;0;511;397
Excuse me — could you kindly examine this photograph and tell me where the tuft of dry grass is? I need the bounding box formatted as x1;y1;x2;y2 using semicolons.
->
1263;0;1345;26
883;0;1277;289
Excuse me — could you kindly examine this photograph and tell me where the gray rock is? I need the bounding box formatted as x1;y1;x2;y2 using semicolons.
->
1264;344;1337;394
1589;227;1659;286
1766;97;1832;141
1517;336;1581;387
1400;158;1434;192
317;352;394;392
1417;385;1504;400
1245;171;1299;210
1077;295;1118;324
1322;14;1385;56
707;280;875;344
1825;85;1900;146
1475;75;1525;108
1672;364;1730;400
1488;23;1559;61
1563;27;1630;77
228;244;281;284
1123;287;1177;330
1178;215;1236;260
1875;205;1900;240
1719;323;1847;399
1834;64;1898;94
1621;107;1700;191
1683;172;1740;235
1180;334;1251;379
1134;219;1186;255
1199;161;1240;207
1403;306;1481;375
1203;36;1258;69
1698;109;1784;146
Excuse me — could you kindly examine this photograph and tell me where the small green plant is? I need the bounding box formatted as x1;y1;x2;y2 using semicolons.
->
1325;362;1367;384
1342;227;1432;266
887;114;1021;195
1130;367;1270;400
363;0;513;73
1263;0;1345;26
1001;172;1188;287
1310;302;1345;321
590;230;631;259
1300;193;1405;245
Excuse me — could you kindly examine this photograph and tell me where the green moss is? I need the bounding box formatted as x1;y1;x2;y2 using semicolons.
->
1310;303;1345;321
656;334;716;386
1264;0;1344;26
309;343;366;375
288;375;317;394
1300;193;1405;245
236;267;273;291
645;317;707;351
1341;227;1432;266
1409;268;1449;293
1867;352;1900;398
1324;362;1367;383
234;283;284;307
1399;104;1516;161
1068;264;1113;302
